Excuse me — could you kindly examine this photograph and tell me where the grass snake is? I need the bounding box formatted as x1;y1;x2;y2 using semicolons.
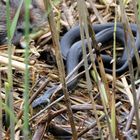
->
32;23;140;108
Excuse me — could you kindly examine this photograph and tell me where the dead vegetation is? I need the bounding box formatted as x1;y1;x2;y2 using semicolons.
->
0;0;140;139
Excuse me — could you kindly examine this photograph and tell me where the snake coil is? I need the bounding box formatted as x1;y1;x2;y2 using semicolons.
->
32;23;140;108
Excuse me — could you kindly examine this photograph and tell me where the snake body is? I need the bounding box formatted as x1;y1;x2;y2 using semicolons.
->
32;23;140;108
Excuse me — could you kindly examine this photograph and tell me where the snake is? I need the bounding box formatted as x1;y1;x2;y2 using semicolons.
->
32;23;140;108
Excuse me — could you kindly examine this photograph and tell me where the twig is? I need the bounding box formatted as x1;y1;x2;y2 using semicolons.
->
0;55;32;72
43;0;78;139
77;0;103;138
119;1;140;139
88;0;106;24
125;86;140;132
78;102;122;138
62;0;75;27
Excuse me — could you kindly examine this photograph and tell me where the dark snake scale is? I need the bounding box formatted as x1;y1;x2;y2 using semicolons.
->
32;23;140;108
